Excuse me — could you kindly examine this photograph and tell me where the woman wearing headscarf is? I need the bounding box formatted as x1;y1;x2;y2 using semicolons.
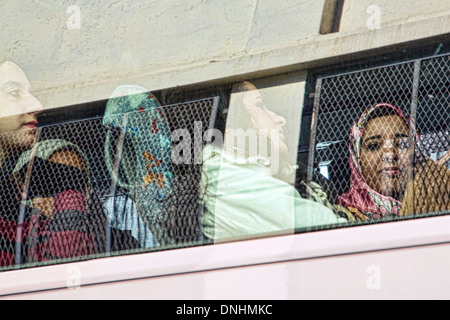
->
11;140;103;264
103;85;174;247
0;55;103;266
201;81;347;242
337;103;450;220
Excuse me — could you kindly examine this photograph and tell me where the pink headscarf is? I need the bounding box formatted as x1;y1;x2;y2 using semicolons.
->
337;103;420;220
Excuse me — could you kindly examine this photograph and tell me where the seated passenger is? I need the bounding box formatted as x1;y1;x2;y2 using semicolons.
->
15;137;142;255
0;57;139;267
0;55;44;266
0;55;114;265
103;85;173;247
12;139;104;263
337;103;450;220
201;81;346;242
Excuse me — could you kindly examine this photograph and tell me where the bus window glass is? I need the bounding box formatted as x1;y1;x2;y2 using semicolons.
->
313;54;450;222
201;74;347;243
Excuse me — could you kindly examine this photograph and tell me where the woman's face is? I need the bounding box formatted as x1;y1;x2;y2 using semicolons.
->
241;82;288;156
0;61;43;148
359;114;414;199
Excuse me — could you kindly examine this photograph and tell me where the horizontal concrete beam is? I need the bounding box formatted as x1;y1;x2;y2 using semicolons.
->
32;14;450;109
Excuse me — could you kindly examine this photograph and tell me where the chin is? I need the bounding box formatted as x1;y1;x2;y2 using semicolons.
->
379;186;403;200
18;135;36;148
0;130;36;151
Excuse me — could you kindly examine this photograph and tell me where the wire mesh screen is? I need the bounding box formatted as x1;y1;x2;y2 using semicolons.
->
417;55;450;160
0;97;218;270
311;54;450;220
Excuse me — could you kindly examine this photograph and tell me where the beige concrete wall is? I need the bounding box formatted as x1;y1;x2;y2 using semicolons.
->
340;0;450;32
1;0;449;109
0;0;325;108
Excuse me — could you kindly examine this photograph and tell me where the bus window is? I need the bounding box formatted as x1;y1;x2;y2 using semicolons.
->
0;86;220;270
311;53;450;222
201;73;347;243
1;52;449;272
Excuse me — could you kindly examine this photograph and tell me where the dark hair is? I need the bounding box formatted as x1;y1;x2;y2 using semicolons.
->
228;81;257;130
233;81;256;94
365;104;410;129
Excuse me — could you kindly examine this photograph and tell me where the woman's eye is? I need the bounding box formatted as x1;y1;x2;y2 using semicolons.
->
255;101;265;109
366;143;380;151
254;98;268;110
8;90;20;97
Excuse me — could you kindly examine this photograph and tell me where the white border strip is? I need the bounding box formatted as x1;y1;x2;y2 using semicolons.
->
1;214;450;296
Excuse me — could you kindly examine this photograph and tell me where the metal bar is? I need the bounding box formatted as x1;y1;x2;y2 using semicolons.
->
409;59;421;215
105;113;129;254
307;78;322;189
15;128;41;266
204;96;220;145
410;60;421;127
319;51;449;80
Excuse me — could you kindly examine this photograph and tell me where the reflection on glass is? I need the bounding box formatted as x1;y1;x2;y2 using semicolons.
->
0;59;43;156
0;57;108;267
103;85;172;248
201;80;346;242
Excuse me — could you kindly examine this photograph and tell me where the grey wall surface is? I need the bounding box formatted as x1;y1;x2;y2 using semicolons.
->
1;0;448;109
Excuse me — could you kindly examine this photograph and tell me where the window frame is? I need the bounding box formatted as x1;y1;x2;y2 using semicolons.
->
1;213;450;298
1;45;450;298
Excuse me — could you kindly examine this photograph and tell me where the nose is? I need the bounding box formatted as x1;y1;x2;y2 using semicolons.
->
278;115;287;127
24;93;44;115
270;111;286;127
382;139;398;161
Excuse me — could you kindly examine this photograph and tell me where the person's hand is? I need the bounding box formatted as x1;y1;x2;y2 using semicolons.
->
400;159;450;215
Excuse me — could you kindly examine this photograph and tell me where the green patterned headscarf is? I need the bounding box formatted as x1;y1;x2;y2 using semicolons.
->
13;139;88;177
103;85;174;245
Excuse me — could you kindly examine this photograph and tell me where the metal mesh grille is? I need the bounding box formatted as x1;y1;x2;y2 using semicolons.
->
313;62;415;197
310;54;450;218
0;97;217;270
417;55;450;159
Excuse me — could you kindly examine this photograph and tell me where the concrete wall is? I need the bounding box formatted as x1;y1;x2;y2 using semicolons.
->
1;0;449;109
340;0;450;32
